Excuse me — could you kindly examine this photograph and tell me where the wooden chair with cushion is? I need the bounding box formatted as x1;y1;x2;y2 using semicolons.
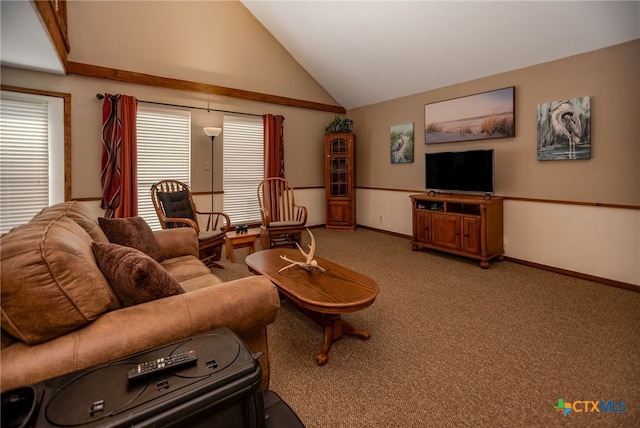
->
151;180;231;269
257;177;308;249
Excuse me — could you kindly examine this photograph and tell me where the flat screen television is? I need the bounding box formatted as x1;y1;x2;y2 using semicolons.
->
425;149;494;194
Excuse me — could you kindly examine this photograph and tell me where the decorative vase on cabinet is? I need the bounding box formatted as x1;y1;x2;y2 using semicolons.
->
325;133;355;230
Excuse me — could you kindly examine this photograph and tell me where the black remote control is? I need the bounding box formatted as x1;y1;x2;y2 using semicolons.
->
127;350;198;381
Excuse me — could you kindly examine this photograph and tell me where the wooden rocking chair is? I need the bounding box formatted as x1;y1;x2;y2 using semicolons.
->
257;177;308;249
151;180;231;269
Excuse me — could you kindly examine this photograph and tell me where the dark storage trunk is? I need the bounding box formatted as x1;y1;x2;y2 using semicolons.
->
3;327;267;427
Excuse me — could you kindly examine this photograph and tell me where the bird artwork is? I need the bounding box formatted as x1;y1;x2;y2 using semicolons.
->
550;101;581;159
279;228;326;273
391;132;408;162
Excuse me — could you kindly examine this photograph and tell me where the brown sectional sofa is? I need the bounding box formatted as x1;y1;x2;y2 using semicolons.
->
0;201;280;392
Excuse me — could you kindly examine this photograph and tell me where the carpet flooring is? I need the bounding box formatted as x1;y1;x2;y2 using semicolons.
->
215;228;640;427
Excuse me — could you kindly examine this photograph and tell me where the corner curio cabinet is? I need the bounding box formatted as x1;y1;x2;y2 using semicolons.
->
325;133;356;230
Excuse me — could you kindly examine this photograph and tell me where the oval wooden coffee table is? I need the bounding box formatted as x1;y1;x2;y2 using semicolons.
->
246;248;379;365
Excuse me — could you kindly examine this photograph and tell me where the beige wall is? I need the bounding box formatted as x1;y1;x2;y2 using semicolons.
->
1;67;333;199
349;40;640;206
1;0;337;199
67;1;337;107
348;40;640;286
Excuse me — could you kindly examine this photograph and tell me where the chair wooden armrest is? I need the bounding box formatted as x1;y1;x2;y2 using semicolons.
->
260;208;271;227
197;211;231;233
163;217;198;229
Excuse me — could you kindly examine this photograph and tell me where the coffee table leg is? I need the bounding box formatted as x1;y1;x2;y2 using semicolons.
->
341;320;371;340
317;328;331;366
317;315;337;365
317;315;370;366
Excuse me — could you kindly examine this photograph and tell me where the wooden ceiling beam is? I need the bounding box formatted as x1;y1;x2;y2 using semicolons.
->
66;61;346;114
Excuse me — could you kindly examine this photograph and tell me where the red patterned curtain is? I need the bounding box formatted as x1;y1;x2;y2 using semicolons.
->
100;94;138;218
263;114;285;179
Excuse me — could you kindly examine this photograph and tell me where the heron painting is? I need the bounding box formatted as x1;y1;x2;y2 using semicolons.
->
390;123;414;163
537;96;591;160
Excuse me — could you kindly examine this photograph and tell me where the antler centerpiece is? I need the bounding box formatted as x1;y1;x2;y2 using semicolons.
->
279;228;326;273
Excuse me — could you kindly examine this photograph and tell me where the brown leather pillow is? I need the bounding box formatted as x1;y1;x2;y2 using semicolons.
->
92;242;185;307
98;217;165;262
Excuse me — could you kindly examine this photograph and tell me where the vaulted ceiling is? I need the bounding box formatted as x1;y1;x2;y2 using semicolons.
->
0;1;64;74
242;1;640;109
2;1;638;110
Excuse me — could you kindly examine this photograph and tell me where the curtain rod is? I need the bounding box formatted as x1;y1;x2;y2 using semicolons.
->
95;93;263;118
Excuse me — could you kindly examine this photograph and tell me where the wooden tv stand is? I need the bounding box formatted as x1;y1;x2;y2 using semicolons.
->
409;193;504;268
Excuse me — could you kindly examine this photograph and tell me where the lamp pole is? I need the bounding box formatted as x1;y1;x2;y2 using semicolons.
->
210;136;215;212
203;127;222;212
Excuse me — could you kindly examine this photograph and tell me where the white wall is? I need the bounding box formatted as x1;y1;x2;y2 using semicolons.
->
357;189;413;236
294;188;326;227
503;200;639;285
354;189;640;286
80;187;639;285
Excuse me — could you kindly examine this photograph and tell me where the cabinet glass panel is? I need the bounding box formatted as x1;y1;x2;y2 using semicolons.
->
330;157;349;197
331;159;348;171
331;183;348;196
330;138;347;155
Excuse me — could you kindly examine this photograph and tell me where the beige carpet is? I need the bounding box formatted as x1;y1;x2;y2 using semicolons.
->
215;228;640;427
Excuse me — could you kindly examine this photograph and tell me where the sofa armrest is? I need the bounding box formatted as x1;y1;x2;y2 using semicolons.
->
0;275;280;392
154;228;199;258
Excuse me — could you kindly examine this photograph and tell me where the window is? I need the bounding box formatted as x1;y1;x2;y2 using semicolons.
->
223;115;264;225
0;90;66;234
136;107;191;230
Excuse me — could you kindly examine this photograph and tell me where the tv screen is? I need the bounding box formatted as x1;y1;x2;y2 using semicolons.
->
425;149;494;194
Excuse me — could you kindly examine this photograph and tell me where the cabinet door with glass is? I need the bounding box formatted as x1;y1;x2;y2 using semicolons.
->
325;133;355;230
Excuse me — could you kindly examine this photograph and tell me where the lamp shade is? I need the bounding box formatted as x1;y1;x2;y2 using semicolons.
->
203;127;222;138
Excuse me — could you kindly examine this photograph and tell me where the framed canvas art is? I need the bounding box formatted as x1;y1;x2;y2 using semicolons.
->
537;96;591;160
390;123;414;163
425;87;515;144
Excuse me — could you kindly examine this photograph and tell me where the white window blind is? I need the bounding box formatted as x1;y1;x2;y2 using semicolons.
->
0;91;64;234
137;107;191;230
223;115;264;224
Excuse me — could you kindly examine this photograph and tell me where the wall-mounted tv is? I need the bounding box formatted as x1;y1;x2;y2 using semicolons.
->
425;149;494;194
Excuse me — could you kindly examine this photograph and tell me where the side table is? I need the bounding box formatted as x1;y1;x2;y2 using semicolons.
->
225;228;260;263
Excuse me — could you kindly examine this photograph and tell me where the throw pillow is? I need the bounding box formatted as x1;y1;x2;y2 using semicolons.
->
98;216;165;262
92;242;185;307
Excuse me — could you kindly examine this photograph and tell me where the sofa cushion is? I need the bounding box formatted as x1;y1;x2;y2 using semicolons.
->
98;217;165;262
154;228;199;259
92;242;185;307
160;255;214;283
0;216;118;345
179;271;224;292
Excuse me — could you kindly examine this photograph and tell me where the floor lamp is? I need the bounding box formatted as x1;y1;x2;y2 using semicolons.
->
203;127;222;212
